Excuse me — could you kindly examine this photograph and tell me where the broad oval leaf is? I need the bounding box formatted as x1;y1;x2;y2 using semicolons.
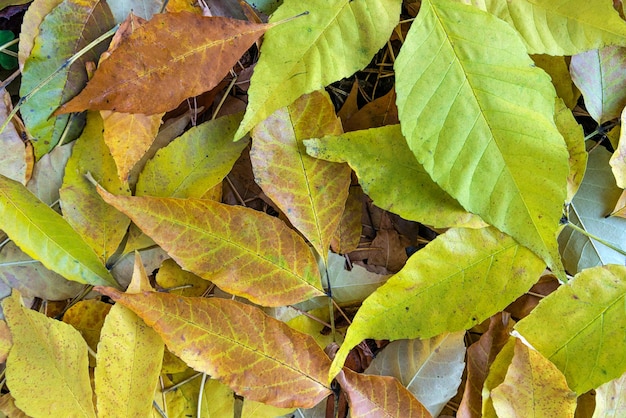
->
336;368;432;418
137;112;249;198
250;90;351;261
234;0;402;139
328;226;546;382
469;0;626;55
95;287;332;408
96;186;324;306
491;339;577;418
395;0;569;275
0;174;117;287
364;332;465;417
3;290;96;417
304;125;485;229
58;12;268;114
515;264;626;394
20;0;115;158
558;147;626;275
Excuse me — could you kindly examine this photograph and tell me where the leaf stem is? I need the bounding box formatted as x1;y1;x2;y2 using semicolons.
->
565;222;626;257
0;38;18;57
0;24;119;135
197;373;208;418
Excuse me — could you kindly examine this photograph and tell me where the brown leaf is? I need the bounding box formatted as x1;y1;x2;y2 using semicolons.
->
343;88;398;131
331;185;363;255
95;287;332;408
57;12;268;114
336;368;432;418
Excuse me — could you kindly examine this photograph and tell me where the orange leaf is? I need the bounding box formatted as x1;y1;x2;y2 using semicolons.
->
336;368;432;418
95;287;332;408
95;186;324;306
57;12;268;114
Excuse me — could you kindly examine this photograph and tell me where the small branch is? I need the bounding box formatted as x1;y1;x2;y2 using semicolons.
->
565;222;626;257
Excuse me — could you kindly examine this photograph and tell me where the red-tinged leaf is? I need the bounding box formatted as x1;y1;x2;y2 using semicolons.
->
95;186;324;306
95;287;332;408
336;368;432;418
57;12;268;114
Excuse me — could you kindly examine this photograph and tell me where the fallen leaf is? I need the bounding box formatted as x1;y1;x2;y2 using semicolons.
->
62;299;111;367
610;107;626;188
0;89;30;184
532;55;579;109
555;98;587;202
482;337;516;418
96;287;332;408
343;87;398;131
26;142;73;205
593;371;626;418
330;185;363;255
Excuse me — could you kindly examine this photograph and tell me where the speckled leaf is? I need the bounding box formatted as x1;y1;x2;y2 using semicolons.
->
59;112;131;263
96;287;332;408
329;226;545;382
62;299;111;367
0;174;117;287
491;339;577;418
96;187;323;306
20;0;115;158
3;290;96;417
515;265;626;394
570;46;626;124
305;125;485;229
137;112;249;198
95;252;164;417
235;0;402;139
395;0;568;275
251;91;350;260
336;368;432;418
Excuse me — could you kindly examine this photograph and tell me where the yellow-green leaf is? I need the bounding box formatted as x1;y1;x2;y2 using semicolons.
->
96;287;333;408
136;112;249;198
251;90;350;261
59;112;131;263
491;339;577;418
395;0;568;275
305;125;486;229
0;174;117;287
469;0;626;55
96;187;324;306
610;107;626;188
3;290;96;417
555;98;587;202
95;252;164;417
514;264;626;394
328;226;545;382
234;0;402;139
241;399;295;418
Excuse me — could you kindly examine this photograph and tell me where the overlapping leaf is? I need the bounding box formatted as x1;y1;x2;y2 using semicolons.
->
329;226;546;381
395;0;569;275
336;368;432;418
20;0;115;158
469;0;626;55
234;0;402;139
3;291;96;417
532;55;578;109
482;337;516;418
136;112;249;198
251;91;350;261
365;332;466;417
491;339;576;418
558;148;626;274
0;174;117;287
96;287;332;408
593;371;626;418
57;12;268;114
515;264;626;394
610;107;626;188
570;45;626;124
0;90;30;184
305;125;485;229
555;98;587;201
59;112;131;263
96;186;324;306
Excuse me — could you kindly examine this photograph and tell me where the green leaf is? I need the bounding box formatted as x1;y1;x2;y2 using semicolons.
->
558;147;626;275
136;112;249;198
59;112;131;263
469;0;626;55
570;46;626;124
3;290;96;418
0;174;118;287
19;0;115;159
250;91;351;261
234;0;402;139
328;226;546;381
514;264;626;394
0;31;17;70
395;0;568;275
304;125;486;229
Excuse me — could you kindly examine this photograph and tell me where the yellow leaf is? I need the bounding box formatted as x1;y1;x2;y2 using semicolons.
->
3;290;96;417
610;107;626;188
491;339;577;418
62;299;111;367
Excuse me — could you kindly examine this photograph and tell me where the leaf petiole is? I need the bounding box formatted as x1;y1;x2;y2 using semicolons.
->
565;221;626;257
